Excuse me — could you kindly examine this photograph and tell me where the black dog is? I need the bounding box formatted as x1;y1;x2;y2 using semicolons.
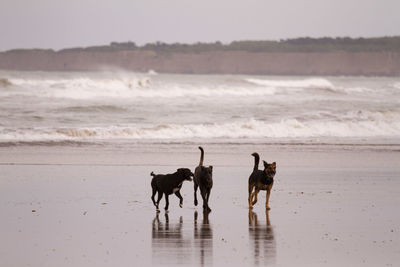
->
248;153;276;210
151;168;194;211
194;147;213;212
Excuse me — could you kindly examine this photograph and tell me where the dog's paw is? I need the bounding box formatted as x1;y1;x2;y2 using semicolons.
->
179;203;183;208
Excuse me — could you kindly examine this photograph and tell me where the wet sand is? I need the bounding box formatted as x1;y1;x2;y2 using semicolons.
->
1;144;400;266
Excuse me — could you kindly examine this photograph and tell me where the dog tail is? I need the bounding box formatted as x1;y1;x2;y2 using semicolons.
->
150;171;156;177
198;146;204;166
251;152;259;171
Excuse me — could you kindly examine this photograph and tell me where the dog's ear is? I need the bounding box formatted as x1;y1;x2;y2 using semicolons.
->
209;165;213;171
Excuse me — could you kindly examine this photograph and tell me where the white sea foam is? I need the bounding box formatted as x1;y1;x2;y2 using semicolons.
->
1;71;399;145
2;75;378;100
245;78;334;89
8;76;152;99
147;69;158;75
1;115;399;143
5;76;277;99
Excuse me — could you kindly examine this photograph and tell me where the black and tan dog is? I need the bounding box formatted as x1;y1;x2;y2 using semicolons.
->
151;168;194;211
248;152;276;210
194;147;213;212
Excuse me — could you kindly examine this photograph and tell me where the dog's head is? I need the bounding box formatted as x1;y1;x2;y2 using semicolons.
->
177;168;194;181
263;161;276;178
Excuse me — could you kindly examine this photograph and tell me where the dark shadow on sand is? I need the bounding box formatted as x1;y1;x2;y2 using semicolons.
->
249;210;276;265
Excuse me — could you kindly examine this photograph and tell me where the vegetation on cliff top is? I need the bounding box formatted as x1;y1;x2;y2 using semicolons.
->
5;36;400;54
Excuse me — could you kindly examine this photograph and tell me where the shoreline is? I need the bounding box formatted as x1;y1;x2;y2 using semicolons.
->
1;142;399;166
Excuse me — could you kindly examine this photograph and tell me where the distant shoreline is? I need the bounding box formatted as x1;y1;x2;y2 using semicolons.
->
1;37;400;76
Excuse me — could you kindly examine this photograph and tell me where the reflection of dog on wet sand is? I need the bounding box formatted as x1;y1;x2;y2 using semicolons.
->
248;209;275;265
194;210;213;266
150;168;194;211
152;213;190;263
194;147;213;212
152;212;183;237
248;152;276;209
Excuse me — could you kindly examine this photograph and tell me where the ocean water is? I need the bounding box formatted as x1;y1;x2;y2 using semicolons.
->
0;70;399;146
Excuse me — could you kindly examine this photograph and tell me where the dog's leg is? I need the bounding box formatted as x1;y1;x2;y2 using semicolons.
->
252;188;260;206
265;209;271;226
151;187;157;207
156;191;163;211
164;194;169;211
194;182;199;206
205;190;211;212
175;191;183;208
200;188;207;211
248;183;255;208
265;183;273;210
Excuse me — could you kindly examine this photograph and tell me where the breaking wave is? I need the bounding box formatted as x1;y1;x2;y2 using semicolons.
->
4;76;278;99
245;78;334;89
2;74;380;100
1;114;399;143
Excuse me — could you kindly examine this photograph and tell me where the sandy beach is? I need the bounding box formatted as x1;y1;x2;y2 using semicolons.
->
1;143;399;266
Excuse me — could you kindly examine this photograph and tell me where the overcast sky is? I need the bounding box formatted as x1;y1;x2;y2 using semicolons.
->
0;0;399;51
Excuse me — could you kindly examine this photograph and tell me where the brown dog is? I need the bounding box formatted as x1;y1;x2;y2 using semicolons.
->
248;153;276;210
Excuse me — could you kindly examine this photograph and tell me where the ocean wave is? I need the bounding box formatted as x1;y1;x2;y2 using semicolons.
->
245;78;334;89
2;75;379;100
58;105;127;113
7;76;152;99
5;76;278;99
245;77;378;95
1;116;399;142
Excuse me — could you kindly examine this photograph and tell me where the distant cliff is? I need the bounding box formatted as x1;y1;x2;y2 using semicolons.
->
1;37;400;76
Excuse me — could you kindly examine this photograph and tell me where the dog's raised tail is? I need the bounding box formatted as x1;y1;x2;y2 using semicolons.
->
251;152;260;171
150;171;156;177
198;146;204;166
